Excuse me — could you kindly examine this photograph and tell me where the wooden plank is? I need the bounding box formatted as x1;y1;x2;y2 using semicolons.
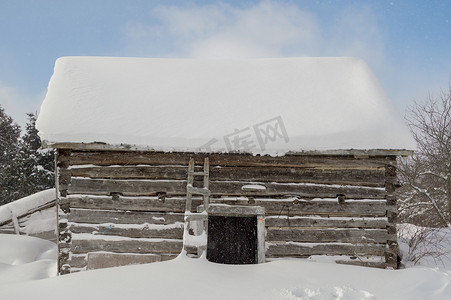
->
67;151;393;169
68;178;387;198
266;242;386;257
68;165;385;187
69;223;184;239
266;228;388;244
265;216;388;228
68;209;184;225
71;237;183;254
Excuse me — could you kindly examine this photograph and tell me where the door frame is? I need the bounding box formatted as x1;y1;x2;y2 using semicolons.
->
199;204;265;264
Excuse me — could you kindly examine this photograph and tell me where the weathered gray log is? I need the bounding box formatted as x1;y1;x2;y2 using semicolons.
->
87;252;161;270
210;198;388;217
0;228;15;234
71;237;183;254
265;256;387;268
161;254;178;261
67;178;387;198
48;142;412;156
29;230;57;242
68;165;385;187
67;196;387;217
266;228;388;244
67;195;191;212
265;216;388;228
66;251;176;268
69;223;184;239
68;209;185;225
67;151;394;169
335;259;386;269
66;254;87;268
266;242;386;257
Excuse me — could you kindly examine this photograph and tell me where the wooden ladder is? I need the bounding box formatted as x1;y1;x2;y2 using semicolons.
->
183;157;210;257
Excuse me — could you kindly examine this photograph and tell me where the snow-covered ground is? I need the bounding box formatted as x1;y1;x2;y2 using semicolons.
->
0;234;56;285
1;227;450;300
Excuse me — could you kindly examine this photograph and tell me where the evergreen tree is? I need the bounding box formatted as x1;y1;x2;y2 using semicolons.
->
14;113;54;199
0;110;54;205
0;105;21;205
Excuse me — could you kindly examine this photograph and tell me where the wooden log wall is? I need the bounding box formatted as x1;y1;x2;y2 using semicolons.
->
56;149;399;274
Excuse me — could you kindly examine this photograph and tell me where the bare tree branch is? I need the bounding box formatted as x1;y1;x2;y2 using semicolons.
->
398;84;451;227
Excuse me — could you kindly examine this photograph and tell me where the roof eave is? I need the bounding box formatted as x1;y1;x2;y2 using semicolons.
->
42;141;414;157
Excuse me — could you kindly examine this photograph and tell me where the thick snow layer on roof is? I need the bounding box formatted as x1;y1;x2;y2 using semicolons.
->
36;56;416;155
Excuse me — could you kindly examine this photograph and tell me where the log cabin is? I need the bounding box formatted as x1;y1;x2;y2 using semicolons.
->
36;56;415;274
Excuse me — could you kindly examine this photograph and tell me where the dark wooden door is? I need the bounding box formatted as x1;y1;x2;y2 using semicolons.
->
207;216;257;264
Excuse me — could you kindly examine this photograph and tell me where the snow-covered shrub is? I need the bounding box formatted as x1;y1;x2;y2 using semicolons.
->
398;223;451;268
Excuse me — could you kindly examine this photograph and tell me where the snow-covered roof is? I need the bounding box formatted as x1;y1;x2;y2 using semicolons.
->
0;189;55;225
36;56;415;155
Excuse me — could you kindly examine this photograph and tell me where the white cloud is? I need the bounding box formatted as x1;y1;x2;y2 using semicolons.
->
324;5;385;66
122;1;385;67
0;82;41;129
123;1;433;112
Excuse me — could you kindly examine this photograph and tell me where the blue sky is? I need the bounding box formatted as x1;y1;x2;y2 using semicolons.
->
1;0;450;128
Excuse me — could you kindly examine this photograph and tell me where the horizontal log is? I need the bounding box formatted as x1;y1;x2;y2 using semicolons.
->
265;256;386;268
67;165;385;187
66;151;393;169
67;196;387;217
265;256;387;268
66;254;87;268
50;142;411;156
71;237;183;254
336;259;387;269
68;178;386;198
266;242;386;257
266;228;388;244
68;209;185;225
161;254;178;261
264;216;388;228
209;198;387;217
29;231;57;242
67;195;190;212
69;223;184;239
87;252;161;270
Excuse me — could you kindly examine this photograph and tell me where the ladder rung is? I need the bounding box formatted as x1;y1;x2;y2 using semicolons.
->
189;171;209;176
187;186;211;196
185;214;208;221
